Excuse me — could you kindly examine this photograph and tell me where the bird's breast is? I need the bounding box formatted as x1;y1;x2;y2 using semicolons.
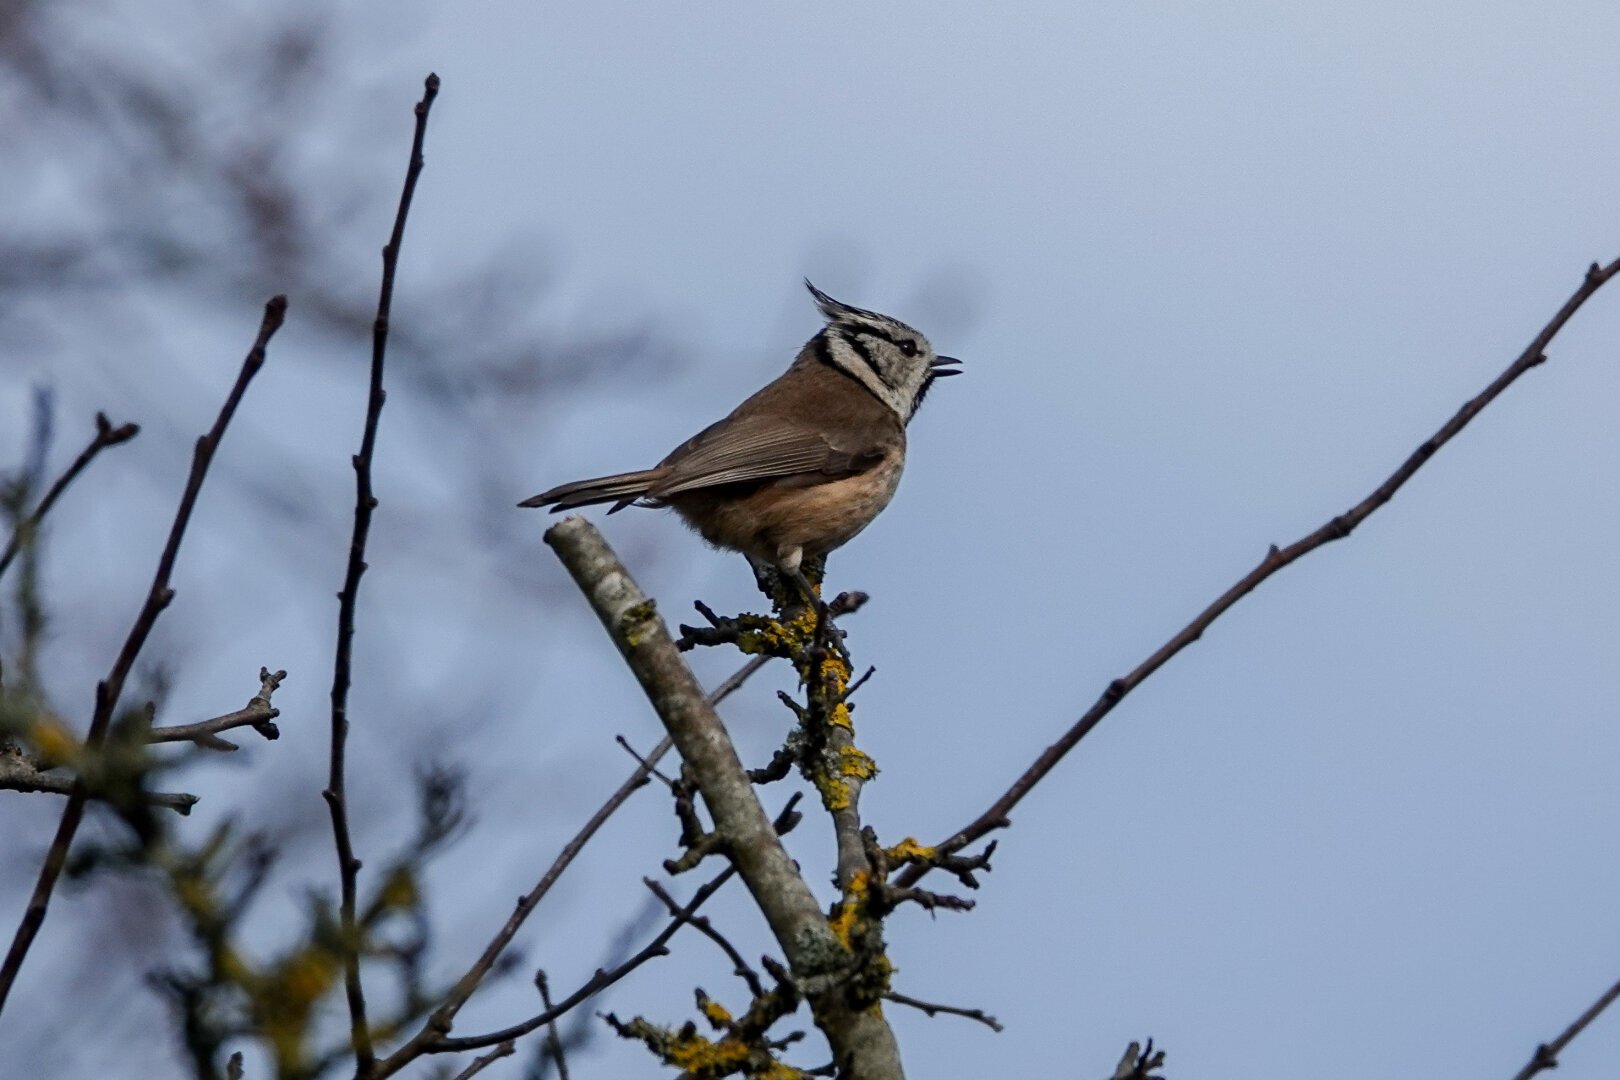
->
752;446;905;557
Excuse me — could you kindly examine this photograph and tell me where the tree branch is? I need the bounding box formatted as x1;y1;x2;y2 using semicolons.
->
535;971;571;1080
882;990;1002;1033
448;1040;514;1080
147;667;285;751
1510;974;1620;1080
0;410;139;584
325;72;438;1077
0;293;286;1016
544;516;906;1080
0;750;196;813
427;862;741;1055
643;876;766;999
374;653;775;1076
898;256;1620;888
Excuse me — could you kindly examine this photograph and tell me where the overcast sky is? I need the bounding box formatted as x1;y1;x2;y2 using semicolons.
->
5;2;1620;1078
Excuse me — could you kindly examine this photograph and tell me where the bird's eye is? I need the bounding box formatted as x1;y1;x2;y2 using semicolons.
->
899;340;919;358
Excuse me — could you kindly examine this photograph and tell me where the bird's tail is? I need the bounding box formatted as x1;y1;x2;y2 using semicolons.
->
517;468;667;513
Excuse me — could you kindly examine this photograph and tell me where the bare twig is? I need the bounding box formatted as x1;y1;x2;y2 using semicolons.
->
379;797;800;1072
325;72;438;1076
147;667;285;751
882;990;1002;1033
545;517;905;1080
375;655;774;1076
0;411;139;583
535;971;571;1080
448;1040;514;1080
643;876;765;998
615;735;675;787
1510;974;1620;1080
427;864;739;1055
0;750;196;813
898;256;1620;888
0;293;287;1016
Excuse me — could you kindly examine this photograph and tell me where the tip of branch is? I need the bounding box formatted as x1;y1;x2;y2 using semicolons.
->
265;294;289;324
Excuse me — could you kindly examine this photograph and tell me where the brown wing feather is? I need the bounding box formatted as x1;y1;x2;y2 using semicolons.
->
648;414;877;498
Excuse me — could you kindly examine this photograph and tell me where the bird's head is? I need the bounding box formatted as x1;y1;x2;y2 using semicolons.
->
806;279;961;421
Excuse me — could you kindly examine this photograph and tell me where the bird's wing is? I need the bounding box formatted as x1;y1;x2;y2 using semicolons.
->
648;414;884;497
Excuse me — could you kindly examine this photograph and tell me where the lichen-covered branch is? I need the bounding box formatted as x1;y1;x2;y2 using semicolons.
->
374;653;777;1077
546;516;906;1080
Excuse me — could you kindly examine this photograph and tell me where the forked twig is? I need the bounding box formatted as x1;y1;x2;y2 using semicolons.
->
0;294;287;1014
426;865;739;1055
147;667;285;751
0;411;140;583
375;655;774;1076
448;1040;514;1080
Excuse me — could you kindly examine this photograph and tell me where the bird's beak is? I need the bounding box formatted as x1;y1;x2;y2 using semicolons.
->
930;355;964;377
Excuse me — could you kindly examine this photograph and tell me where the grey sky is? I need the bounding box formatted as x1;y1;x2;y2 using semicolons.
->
5;2;1620;1077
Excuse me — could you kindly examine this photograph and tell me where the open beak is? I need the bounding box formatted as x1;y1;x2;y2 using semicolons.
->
930;355;964;377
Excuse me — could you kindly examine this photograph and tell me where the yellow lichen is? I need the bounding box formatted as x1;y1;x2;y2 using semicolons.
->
838;746;876;782
699;997;735;1028
618;598;658;646
828;870;871;950
760;605;818;652
757;1064;807;1080
28;716;80;767
813;771;851;811
668;1034;751;1071
883;838;936;863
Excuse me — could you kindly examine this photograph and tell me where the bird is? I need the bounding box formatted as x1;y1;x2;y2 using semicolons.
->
519;280;961;596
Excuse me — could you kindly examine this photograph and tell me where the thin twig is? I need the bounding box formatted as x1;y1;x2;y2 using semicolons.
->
375;652;791;1076
1510;974;1620;1080
616;735;675;787
421;796;800;1062
643;876;765;998
0;294;286;1016
897;256;1620;888
428;865;738;1054
448;1040;514;1080
882;990;1003;1033
147;667;285;750
325;72;438;1077
0;411;140;583
535;971;570;1080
